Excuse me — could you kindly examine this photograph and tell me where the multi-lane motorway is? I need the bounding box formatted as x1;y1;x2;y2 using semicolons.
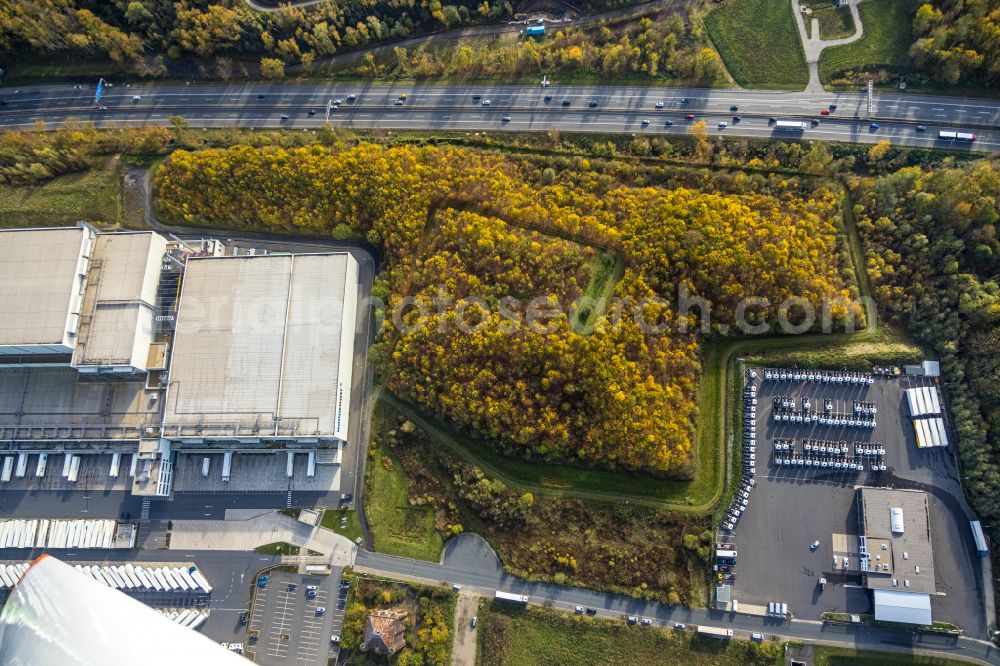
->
1;83;998;152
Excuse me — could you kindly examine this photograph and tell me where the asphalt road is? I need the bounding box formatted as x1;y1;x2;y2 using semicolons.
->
0;83;997;152
357;534;1000;664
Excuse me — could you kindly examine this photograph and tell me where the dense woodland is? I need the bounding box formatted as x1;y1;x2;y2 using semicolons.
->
0;0;507;73
855;158;1000;538
911;0;1000;86
156;143;853;474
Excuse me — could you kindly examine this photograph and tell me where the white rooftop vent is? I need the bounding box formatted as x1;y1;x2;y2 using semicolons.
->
881;544;888;550
890;507;904;533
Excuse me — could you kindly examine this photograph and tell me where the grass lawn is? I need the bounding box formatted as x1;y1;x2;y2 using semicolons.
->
571;250;624;333
812;4;855;39
320;508;364;544
477;602;783;666
819;0;915;81
813;645;969;665
745;325;923;370
253;542;301;556
365;430;444;562
704;0;809;89
0;157;122;229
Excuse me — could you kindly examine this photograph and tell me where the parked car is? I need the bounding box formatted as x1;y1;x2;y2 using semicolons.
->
575;606;585;614
752;632;764;642
330;635;340;644
641;618;653;626
316;607;326;615
627;616;639;625
673;623;686;630
586;608;597;615
239;611;248;625
452;584;462;591
471;617;478;629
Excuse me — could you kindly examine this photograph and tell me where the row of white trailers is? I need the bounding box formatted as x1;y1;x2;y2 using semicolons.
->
57;563;213;594
155;608;210;631
905;386;942;417
0;451;137;483
0;519;131;550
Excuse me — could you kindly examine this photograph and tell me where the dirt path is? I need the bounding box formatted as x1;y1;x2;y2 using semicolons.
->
451;591;479;666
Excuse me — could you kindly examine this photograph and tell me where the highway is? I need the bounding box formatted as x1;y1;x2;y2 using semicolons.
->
0;83;997;152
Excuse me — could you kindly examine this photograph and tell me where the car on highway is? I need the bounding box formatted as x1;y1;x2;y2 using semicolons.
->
641;119;649;126
829;103;837;110
502;116;511;122
811;119;820;126
280;115;289;120
664;120;673;126
131;95;142;102
680;98;689;104
589;101;598;108
730;105;738;111
655;102;664;108
347;94;356;101
394;99;404;105
482;99;491;106
733;115;741;122
916;125;927;131
718;121;727;128
257;94;265;99
562;100;571;106
472;94;481;100
544;95;552;102
398;93;407;100
769;116;777;123
820;109;830;115
870;122;880;130
308;110;316;116
685;113;695;120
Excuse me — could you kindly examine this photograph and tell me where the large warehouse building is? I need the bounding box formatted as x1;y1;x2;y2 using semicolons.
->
0;225;360;498
856;487;936;625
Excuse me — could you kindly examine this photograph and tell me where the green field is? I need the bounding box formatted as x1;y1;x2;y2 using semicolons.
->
477;603;782;666
704;0;809;89
365;435;444;562
811;4;856;39
0;158;122;228
320;508;364;544
819;0;915;81
813;645;970;665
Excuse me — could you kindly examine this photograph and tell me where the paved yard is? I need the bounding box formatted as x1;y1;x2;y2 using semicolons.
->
730;369;987;634
172;452;341;493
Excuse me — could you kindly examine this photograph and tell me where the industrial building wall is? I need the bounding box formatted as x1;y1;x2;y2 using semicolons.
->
334;254;359;442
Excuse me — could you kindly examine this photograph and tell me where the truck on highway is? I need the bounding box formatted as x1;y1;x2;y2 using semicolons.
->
938;130;976;142
774;120;807;131
494;590;529;604
696;626;733;639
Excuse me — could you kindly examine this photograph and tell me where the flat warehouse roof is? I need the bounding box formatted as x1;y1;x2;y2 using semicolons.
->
0;228;90;349
859;488;936;594
163;253;358;438
873;589;932;625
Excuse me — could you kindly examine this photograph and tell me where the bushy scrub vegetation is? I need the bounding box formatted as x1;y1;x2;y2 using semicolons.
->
0;0;510;76
853;158;1000;539
372;407;710;601
339;14;723;84
340;576;455;665
156;143;853;474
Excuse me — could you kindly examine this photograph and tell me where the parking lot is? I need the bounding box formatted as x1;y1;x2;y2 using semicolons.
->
247;569;345;666
172;452;342;494
724;367;987;634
